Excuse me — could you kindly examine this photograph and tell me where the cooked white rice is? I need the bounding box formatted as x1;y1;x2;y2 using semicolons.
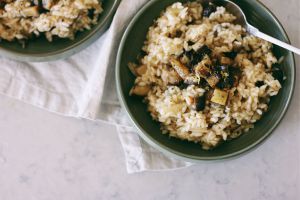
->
0;0;103;42
129;2;282;149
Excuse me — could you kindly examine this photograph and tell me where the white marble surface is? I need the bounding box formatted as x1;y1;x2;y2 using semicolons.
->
0;0;299;199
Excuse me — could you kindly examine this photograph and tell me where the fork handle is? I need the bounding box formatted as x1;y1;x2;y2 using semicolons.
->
247;24;300;55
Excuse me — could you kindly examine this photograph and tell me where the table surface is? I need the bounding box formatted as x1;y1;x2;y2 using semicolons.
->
0;0;299;199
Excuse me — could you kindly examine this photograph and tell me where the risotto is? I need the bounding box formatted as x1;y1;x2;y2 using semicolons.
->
129;2;284;149
0;0;103;42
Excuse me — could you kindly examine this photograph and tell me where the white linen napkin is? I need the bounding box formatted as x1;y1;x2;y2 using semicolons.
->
0;0;192;173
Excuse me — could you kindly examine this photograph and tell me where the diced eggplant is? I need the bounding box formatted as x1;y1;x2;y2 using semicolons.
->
170;57;190;80
217;76;235;89
227;75;236;88
211;89;228;106
199;77;210;88
198;45;212;57
228;65;241;74
130;85;151;96
184;45;212;66
196;95;206;111
206;75;220;88
195;64;211;78
184;50;198;67
214;65;229;89
214;65;240;89
228;66;241;87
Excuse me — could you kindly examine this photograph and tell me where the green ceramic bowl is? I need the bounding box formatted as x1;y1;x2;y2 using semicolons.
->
116;0;295;162
0;0;120;62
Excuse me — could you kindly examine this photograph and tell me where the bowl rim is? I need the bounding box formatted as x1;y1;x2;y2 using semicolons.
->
116;0;296;162
0;0;121;62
